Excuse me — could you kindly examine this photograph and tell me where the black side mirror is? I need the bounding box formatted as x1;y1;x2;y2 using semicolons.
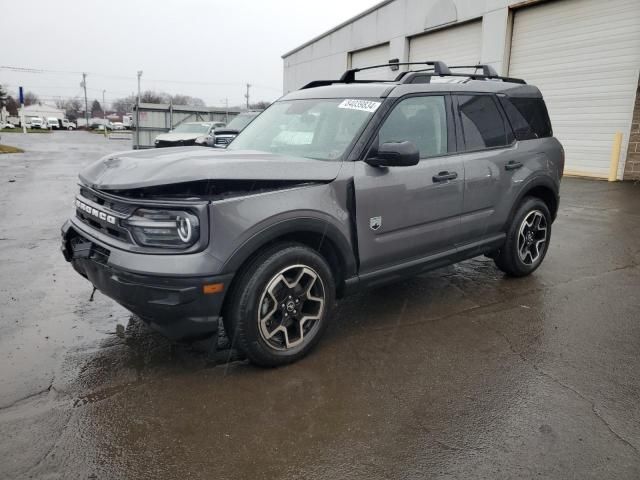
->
365;141;419;167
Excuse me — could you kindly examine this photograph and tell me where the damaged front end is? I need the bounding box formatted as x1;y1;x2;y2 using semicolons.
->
61;173;333;345
106;178;325;202
61;146;345;350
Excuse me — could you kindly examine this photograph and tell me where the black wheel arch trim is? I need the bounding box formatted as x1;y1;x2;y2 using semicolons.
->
507;175;559;228
221;217;358;280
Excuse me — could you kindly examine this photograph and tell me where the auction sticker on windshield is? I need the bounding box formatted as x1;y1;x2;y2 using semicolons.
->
338;99;381;113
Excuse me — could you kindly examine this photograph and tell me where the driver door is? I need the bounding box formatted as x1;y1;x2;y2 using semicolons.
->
354;94;465;275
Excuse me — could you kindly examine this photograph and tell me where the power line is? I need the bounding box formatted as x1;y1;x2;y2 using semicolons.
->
0;65;282;92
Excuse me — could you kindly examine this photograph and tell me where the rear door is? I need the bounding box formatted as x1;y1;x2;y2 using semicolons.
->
453;93;523;242
354;94;465;273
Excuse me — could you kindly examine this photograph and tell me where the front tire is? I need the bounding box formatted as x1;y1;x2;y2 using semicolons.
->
494;197;551;277
223;243;335;367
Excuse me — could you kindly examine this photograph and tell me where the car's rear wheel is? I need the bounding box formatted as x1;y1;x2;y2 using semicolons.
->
223;243;335;367
494;197;551;277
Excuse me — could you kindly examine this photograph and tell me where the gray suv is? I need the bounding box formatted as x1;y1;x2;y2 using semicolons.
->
61;61;564;367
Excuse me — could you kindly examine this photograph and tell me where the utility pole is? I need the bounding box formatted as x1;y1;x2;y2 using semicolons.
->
136;70;142;149
81;73;88;128
244;84;251;110
102;90;107;138
221;97;229;123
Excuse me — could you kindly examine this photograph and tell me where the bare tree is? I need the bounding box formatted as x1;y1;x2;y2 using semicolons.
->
55;98;83;120
23;91;40;106
112;91;207;113
5;96;19;116
112;95;136;115
169;94;206;107
249;101;271;110
140;91;165;104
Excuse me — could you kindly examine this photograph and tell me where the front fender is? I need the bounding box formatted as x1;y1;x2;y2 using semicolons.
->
221;215;357;278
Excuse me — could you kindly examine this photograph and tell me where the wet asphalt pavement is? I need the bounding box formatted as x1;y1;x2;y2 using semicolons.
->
0;131;639;479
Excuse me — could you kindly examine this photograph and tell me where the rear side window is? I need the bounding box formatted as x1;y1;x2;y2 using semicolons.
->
499;96;552;140
456;95;513;151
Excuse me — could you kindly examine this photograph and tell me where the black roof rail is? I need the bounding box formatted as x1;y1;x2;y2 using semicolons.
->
448;64;499;77
339;61;451;83
397;68;526;85
299;79;393;89
447;64;525;84
300;80;339;89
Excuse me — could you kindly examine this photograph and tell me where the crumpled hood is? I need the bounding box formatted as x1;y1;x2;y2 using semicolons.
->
79;147;343;190
154;132;201;142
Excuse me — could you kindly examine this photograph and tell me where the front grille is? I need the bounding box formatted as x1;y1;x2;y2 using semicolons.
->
76;187;134;242
214;135;235;147
79;187;136;215
155;139;195;148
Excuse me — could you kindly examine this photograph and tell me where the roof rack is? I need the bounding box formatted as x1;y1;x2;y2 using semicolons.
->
395;63;525;84
339;61;451;83
299;61;525;90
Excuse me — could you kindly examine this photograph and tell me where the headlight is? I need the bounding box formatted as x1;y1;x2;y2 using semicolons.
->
124;209;200;248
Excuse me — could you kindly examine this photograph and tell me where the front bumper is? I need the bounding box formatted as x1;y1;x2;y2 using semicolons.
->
61;221;233;341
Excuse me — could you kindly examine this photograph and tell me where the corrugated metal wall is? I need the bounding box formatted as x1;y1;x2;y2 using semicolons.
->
509;0;640;178
133;103;239;149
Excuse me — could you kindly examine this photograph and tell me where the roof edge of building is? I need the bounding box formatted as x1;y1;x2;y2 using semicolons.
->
281;0;396;59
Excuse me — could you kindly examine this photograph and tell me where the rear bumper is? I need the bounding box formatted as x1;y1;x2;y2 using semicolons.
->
61;221;233;341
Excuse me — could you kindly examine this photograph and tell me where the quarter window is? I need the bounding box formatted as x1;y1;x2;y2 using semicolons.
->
499;96;552;140
378;96;448;158
457;95;512;150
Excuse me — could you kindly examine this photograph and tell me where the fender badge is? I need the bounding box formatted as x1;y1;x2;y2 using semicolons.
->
369;216;382;231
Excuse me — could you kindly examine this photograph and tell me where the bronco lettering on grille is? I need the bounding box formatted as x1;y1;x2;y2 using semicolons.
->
75;199;116;225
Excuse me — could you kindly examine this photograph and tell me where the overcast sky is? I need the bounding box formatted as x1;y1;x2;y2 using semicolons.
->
1;0;379;109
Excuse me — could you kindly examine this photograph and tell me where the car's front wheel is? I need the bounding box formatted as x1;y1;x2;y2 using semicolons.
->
224;243;335;367
494;197;551;277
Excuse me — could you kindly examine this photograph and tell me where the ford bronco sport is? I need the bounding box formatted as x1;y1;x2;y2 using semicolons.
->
61;61;564;367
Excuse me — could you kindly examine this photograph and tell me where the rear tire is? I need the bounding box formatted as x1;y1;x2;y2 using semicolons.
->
494;197;551;277
223;243;335;367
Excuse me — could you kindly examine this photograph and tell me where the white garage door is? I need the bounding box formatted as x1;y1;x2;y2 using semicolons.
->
509;0;640;178
408;21;482;66
350;43;394;80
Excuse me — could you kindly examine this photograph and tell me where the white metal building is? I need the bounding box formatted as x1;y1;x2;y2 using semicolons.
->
282;0;640;180
18;104;65;122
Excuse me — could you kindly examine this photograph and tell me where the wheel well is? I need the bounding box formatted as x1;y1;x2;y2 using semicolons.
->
524;185;558;220
223;231;349;313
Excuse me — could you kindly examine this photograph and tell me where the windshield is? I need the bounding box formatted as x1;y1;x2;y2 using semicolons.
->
225;113;258;131
228;98;379;160
171;123;211;134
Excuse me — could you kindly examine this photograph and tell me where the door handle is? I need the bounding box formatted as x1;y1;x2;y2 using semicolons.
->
505;161;523;171
432;171;458;182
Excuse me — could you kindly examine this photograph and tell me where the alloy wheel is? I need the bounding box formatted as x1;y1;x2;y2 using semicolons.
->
257;264;325;351
517;210;547;265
